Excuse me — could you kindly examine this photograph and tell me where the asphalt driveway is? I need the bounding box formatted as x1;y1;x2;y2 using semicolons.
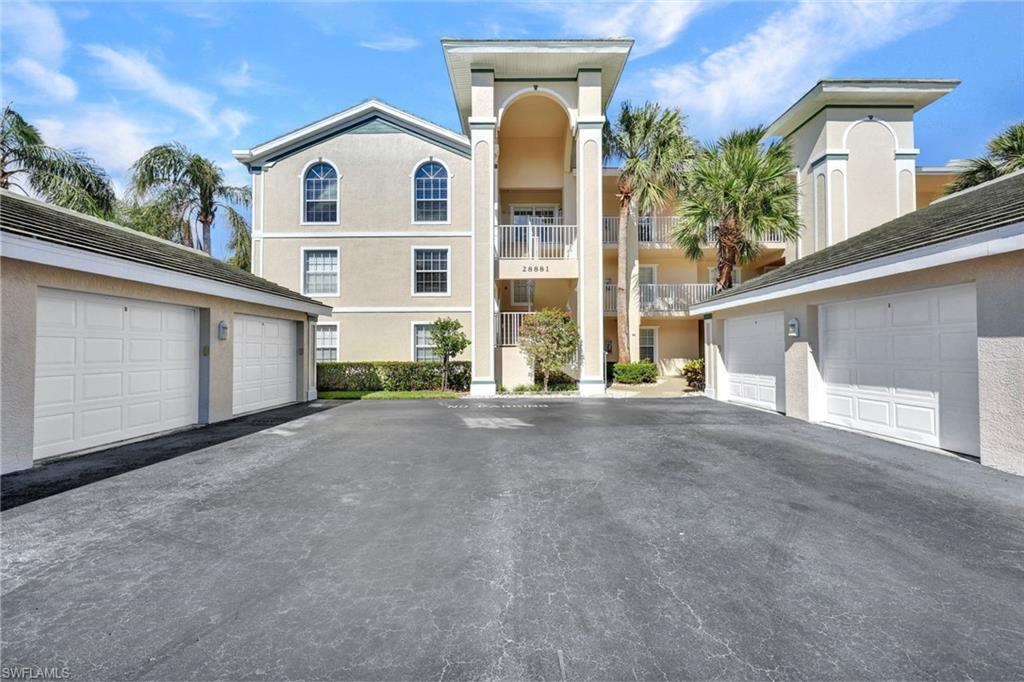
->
2;398;1022;680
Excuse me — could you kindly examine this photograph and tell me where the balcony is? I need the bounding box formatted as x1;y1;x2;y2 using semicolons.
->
602;216;786;248
603;282;717;316
495;223;579;279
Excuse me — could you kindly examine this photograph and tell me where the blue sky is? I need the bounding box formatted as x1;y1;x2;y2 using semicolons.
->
3;1;1022;259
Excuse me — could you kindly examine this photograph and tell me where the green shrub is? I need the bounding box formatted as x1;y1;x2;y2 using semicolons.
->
316;361;471;392
681;358;705;390
512;382;577;394
613;360;658;384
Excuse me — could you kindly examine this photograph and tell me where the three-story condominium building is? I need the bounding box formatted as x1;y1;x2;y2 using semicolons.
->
232;38;961;397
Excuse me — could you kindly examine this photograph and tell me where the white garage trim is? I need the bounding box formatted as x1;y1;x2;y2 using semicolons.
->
724;312;785;412
233;315;300;415
818;283;979;456
33;288;200;460
690;221;1024;314
1;232;332;317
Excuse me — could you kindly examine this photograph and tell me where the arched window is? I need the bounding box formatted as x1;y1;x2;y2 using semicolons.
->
414;161;448;222
304;162;338;223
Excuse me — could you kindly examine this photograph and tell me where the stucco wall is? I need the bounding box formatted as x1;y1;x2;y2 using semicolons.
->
321;311;472;362
1;257;316;474
703;251;1024;475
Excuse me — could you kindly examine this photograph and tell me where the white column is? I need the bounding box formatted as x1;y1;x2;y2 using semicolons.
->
576;117;605;396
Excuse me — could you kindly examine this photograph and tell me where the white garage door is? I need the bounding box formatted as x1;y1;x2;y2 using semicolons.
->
233;314;297;415
34;288;199;460
820;284;979;456
724;312;785;412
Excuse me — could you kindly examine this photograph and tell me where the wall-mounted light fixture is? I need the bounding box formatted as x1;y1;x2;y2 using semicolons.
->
786;318;800;338
218;320;230;341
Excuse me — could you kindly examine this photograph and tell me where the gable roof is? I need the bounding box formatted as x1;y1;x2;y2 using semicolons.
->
232;99;470;167
691;171;1024;313
0;190;332;316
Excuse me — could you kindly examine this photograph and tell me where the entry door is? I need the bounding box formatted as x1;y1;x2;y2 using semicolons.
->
233;315;298;415
724;312;785;412
820;285;979;455
33;288;199;459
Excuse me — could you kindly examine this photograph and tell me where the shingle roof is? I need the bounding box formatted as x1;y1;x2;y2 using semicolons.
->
0;190;330;312
701;171;1024;305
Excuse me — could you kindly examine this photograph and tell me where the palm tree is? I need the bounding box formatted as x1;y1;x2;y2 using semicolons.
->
604;101;693;363
946;121;1024;194
674;127;800;291
0;104;115;217
130;142;250;255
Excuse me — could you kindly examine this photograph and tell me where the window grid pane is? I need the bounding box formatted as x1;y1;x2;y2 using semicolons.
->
414;162;448;222
414;323;440;362
304;249;338;295
304;163;338;223
315;324;338;362
414;249;448;294
639;329;655;362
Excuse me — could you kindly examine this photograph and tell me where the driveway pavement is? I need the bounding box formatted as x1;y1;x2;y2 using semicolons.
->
2;398;1022;680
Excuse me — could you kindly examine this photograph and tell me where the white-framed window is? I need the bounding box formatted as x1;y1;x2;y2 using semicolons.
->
303;162;339;223
302;247;339;296
511;279;533;306
413;161;449;223
639;326;658;363
412;322;440;362
315;323;339;362
411;246;450;296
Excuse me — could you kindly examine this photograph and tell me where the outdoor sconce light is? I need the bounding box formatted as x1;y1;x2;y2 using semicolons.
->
218;320;230;340
605;340;613;353
787;318;800;338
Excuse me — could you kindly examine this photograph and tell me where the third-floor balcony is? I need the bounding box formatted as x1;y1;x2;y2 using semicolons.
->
602;216;786;248
495;221;579;279
603;282;717;316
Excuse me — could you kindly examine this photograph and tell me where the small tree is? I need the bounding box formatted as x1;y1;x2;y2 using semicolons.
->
517;309;580;391
430;317;470;391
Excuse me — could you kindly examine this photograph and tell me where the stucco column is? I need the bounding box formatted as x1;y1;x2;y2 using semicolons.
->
0;270;37;474
469;69;497;396
782;303;823;423
895;150;919;216
704;317;727;400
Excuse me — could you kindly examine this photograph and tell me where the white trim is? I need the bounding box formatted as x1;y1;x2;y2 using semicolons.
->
410;245;452;297
410;320;440;362
261;230;471;239
332;306;471;313
410;157;453;225
233;99;469;164
300;246;340;297
259;171;266;275
841;116;898;149
690;221;1024;314
496;87;577;131
314;321;341;362
299;158;341;226
0;232;331;316
639;325;658;364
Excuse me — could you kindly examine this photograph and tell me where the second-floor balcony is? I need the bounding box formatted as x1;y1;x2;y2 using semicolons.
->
602;216;786;248
495;222;579;279
603;282;717;316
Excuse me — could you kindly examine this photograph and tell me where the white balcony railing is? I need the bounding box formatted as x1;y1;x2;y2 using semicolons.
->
496;224;578;260
498;311;534;346
603;281;616;313
602;216;787;246
640;283;717;313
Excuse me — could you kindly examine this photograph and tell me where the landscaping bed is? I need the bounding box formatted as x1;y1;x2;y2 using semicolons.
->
318;390;463;400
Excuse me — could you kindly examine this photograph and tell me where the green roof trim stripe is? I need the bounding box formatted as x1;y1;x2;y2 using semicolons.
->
700;172;1024;305
0;191;329;310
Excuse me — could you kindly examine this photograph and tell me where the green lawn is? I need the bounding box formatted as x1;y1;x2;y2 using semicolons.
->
318;390;463;400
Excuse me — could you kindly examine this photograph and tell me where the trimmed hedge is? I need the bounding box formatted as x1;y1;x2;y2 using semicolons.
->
317;361;471;392
613;360;658;384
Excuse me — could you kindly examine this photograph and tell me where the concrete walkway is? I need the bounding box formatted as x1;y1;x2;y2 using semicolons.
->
607;375;698;397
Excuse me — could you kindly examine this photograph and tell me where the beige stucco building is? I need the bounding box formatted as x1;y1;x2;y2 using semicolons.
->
235;43;973;403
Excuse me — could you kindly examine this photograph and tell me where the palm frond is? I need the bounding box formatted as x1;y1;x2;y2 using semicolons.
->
223;205;252;271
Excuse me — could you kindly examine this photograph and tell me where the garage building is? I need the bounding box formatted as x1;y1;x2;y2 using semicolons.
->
693;172;1024;476
1;191;332;474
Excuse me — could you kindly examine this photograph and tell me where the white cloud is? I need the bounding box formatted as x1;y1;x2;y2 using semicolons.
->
1;1;67;64
36;105;159;175
219;60;254;92
1;2;78;102
6;57;77;102
645;0;957;132
358;35;421;52
535;1;705;57
84;44;249;138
